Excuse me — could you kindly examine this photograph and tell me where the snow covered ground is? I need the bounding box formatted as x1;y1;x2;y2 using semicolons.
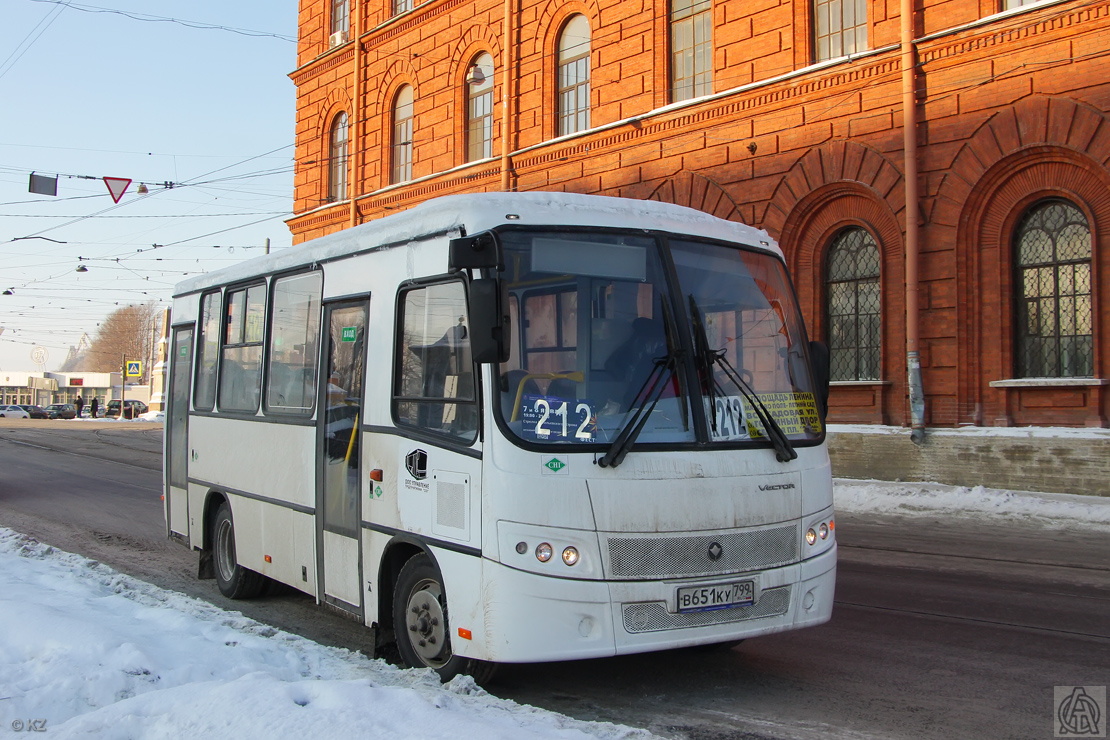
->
1;479;1106;738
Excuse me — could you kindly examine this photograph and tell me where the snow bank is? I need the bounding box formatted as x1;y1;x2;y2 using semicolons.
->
0;528;652;740
834;479;1110;531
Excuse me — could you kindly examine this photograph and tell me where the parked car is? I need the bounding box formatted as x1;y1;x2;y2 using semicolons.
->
0;405;30;419
105;399;148;419
45;403;78;419
18;405;49;419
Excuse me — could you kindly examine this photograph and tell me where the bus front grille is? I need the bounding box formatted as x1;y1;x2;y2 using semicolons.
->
622;586;792;633
606;524;799;580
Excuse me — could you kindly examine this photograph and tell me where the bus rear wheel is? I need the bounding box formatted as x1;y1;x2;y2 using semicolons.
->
393;553;496;684
212;500;267;600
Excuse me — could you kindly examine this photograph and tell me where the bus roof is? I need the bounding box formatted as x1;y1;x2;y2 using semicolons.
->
173;192;778;297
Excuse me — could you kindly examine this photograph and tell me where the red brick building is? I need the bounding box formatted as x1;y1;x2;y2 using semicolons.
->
290;0;1110;430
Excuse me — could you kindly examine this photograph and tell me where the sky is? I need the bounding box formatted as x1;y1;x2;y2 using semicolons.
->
2;478;1107;738
1;1;299;372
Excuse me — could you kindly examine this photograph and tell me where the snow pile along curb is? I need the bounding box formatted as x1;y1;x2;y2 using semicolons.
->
0;528;655;740
834;479;1110;531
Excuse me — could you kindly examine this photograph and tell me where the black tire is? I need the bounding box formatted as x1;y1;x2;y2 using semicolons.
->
393;553;497;684
211;501;267;599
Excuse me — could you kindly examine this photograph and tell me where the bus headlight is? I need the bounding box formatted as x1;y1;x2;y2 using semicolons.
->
803;510;836;559
535;542;553;562
562;546;579;566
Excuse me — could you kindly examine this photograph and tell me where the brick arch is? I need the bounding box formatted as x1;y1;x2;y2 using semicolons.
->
778;181;906;424
373;64;418;190
950;99;1110;424
764;140;907;241
312;91;354;208
534;0;598;57
315;89;353;140
450;29;503;167
535;2;596;140
644;170;745;222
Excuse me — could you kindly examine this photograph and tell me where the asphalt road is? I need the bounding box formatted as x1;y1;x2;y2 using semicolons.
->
1;419;1107;739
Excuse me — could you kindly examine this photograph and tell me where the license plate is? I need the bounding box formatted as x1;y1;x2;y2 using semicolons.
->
676;580;755;612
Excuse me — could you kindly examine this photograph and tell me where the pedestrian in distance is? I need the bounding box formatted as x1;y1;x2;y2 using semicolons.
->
75;396;84;418
90;397;99;418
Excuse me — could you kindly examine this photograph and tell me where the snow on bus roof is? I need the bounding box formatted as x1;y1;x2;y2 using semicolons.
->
174;192;777;296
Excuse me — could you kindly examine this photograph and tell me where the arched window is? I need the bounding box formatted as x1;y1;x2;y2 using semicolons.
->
328;112;348;202
826;227;881;381
1014;200;1093;377
466;53;495;162
391;86;414;184
670;0;712;102
557;15;591;136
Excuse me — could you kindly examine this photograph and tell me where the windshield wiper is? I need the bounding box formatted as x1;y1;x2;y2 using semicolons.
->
689;295;797;463
598;301;681;469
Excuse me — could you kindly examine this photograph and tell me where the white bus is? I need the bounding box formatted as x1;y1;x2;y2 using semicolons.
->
164;192;835;681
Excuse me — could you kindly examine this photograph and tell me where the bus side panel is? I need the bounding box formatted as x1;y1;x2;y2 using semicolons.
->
188;417;316;511
361;430;484;642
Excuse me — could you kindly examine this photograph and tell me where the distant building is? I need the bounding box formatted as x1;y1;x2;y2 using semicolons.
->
0;372;150;409
290;0;1108;429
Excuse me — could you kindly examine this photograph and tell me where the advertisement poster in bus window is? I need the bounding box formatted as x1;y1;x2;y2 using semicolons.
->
519;395;597;442
746;392;823;437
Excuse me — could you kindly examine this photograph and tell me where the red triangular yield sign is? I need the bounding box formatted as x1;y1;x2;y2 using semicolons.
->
103;177;132;203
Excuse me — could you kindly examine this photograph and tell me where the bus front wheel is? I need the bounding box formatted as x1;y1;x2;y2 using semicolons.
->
212;500;267;600
393;553;496;684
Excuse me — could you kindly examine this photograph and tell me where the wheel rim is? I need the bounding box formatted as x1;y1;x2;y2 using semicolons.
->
404;578;449;667
215;516;235;583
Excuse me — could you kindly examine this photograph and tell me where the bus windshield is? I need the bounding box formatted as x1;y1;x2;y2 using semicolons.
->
494;229;823;450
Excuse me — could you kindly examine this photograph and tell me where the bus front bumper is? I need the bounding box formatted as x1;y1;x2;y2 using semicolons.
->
474;544;836;664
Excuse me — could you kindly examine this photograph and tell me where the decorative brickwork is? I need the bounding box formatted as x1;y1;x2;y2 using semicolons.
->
291;0;1110;428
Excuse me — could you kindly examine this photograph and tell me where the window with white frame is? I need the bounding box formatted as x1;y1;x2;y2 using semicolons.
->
466;53;495;162
558;15;591;136
671;0;712;102
814;0;868;61
328;112;348;202
392;85;414;184
331;0;349;37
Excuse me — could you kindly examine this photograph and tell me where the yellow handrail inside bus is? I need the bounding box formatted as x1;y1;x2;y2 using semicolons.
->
345;411;359;464
510;371;584;422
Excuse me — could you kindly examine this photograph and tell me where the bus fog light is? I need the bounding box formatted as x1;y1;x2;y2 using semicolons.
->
806;528;817;546
515;541;528;555
803;590;816;611
819;523;829;540
562;546;579;566
535;542;553;562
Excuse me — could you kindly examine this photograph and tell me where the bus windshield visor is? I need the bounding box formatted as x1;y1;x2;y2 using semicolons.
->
494;230;822;448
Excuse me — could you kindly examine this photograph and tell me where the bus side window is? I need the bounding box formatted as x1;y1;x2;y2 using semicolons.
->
265;271;322;415
394;281;479;443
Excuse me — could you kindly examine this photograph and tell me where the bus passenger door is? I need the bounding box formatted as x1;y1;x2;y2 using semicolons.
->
165;326;192;540
317;301;367;616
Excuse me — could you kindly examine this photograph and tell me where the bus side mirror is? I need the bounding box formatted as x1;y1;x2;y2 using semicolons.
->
468;278;510;364
808;340;831;420
449;232;502;271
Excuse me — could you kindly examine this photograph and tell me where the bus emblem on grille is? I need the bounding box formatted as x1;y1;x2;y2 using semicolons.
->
707;542;723;561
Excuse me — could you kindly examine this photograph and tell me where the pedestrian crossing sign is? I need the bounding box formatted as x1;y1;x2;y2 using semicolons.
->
126;361;142;377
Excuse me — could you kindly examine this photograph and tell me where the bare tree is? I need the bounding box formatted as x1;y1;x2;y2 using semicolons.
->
78;303;162;381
